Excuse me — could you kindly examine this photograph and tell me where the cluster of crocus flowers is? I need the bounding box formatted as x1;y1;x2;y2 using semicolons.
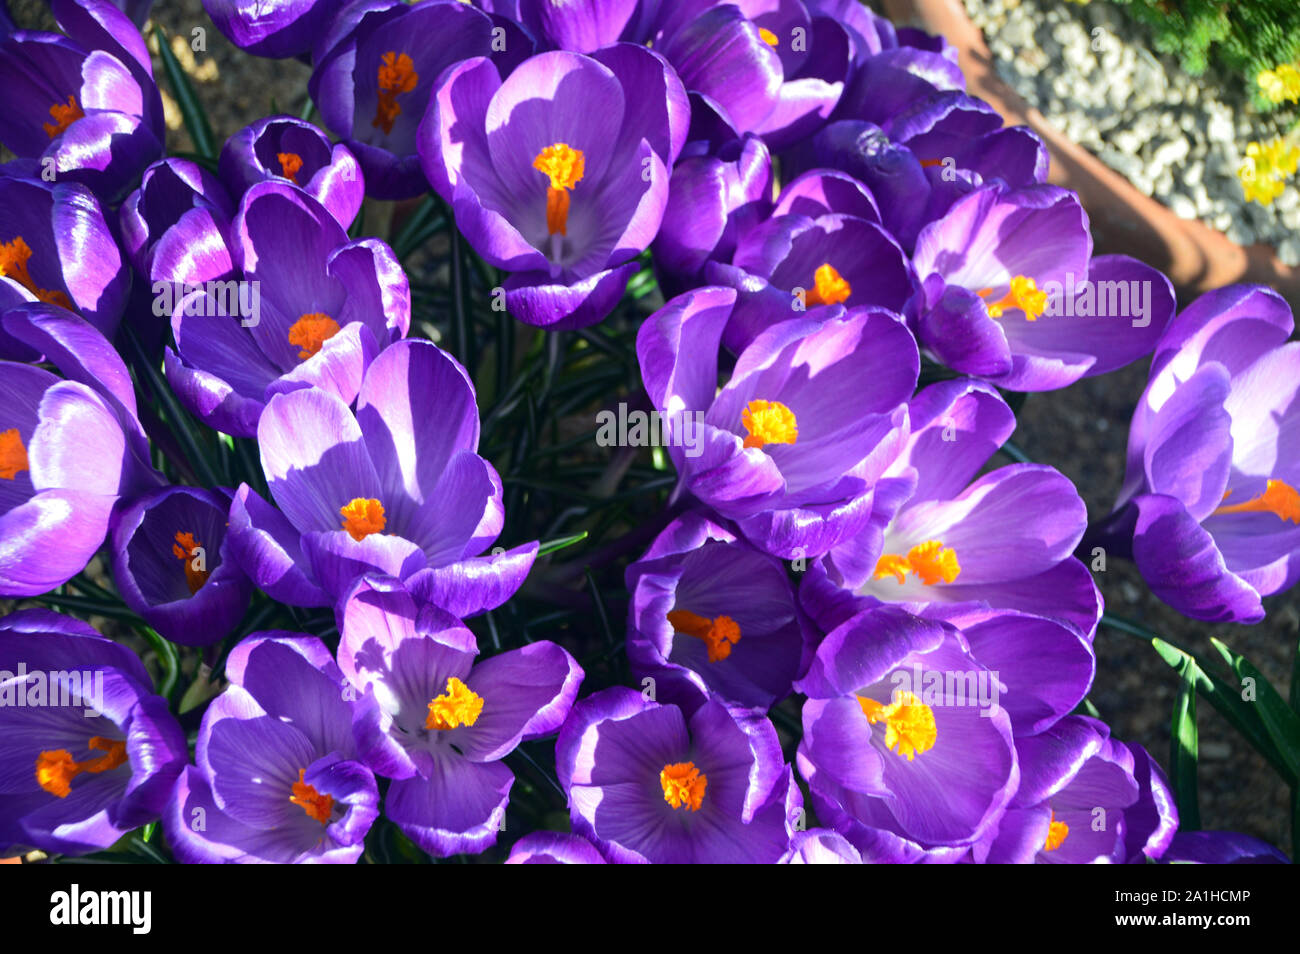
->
1;0;1295;869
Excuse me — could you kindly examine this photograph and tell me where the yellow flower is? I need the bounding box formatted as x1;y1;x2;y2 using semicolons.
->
1238;136;1300;206
1258;63;1300;105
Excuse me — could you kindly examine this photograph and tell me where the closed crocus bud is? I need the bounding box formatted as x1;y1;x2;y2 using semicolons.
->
202;0;348;58
120;158;235;278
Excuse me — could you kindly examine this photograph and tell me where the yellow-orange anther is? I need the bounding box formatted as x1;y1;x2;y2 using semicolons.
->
288;312;341;360
340;498;385;541
759;27;779;46
0;236;74;309
741;399;798;450
873;540;961;585
1213;479;1300;524
1043;809;1069;852
277;151;304;183
979;275;1048;321
804;263;852;307
533;143;585;236
172;530;210;594
660;761;707;811
35;737;129;798
289;768;334;824
44;94;83;138
425;676;484;730
372;51;419;135
667;609;742;663
0;428;29;481
857;692;937;761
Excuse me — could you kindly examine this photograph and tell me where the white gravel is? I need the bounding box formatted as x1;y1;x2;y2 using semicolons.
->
963;0;1300;266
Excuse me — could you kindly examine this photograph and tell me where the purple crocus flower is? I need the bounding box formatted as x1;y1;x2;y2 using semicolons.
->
1159;831;1290;864
654;132;772;292
202;0;348;58
795;605;1017;861
110;486;253;647
0;0;163;201
910;183;1176;391
337;574;582;856
0;609;187;856
420;45;688;329
519;0;852;150
164;633;379;863
161;180;409;438
0;165;128;350
704;169;913;353
505;830;607;864
312;0;528;199
974;716;1178;864
805;378;1101;639
0;304;159;597
794;103;1048;251
637;286;917;559
556;687;800;863
1097;286;1300;623
218;116;364;228
119;158;235;283
228;338;537;611
625;510;815;713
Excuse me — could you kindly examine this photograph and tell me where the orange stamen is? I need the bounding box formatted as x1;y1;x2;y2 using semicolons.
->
43;94;83;138
0;237;74;309
741;399;798;450
0;428;29;481
533;143;585;236
667;610;742;663
804;263;851;307
277;151;304;183
857;692;937;761
978;275;1047;321
1213;479;1300;523
660;761;707;811
1044;809;1069;851
172;531;210;594
425;677;484;730
873;540;961;586
35;737;128;798
289;768;334;825
287;312;341;360
339;498;385;541
372;51;419;135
